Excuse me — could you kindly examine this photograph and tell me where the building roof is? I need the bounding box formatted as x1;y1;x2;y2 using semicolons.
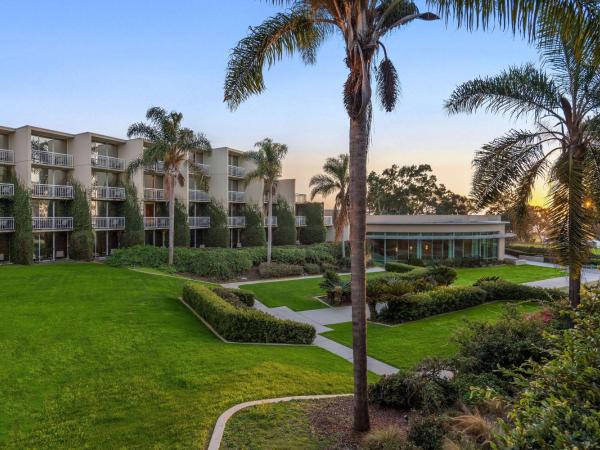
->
366;215;509;225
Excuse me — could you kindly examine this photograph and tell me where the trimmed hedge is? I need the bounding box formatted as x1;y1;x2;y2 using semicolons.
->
385;262;417;273
183;282;315;344
476;279;566;301
258;262;304;278
210;286;255;307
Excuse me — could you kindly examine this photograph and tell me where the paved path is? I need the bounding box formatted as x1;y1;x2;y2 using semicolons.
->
524;268;600;289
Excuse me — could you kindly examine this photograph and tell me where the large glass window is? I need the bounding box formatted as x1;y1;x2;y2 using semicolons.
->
369;239;385;264
92;142;118;158
32;136;68;154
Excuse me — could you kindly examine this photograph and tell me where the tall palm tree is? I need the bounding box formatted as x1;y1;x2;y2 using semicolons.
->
127;107;211;265
445;39;600;309
310;154;350;258
245;138;288;263
223;0;590;432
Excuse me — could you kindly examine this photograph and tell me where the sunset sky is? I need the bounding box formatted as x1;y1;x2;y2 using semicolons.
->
1;0;547;207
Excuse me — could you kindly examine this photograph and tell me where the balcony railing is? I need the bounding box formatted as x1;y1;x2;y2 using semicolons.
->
0;149;14;164
189;163;210;175
92;186;126;201
227;216;246;228
32;217;74;231
144;161;165;173
295;215;307;227
0;217;14;232
144;217;169;229
91;154;126;171
0;183;14;197
144;188;166;201
228;191;245;203
228;165;245;178
92;216;126;230
189;216;210;229
324;215;334;227
264;216;277;227
32;150;74;168
189;189;210;202
32;184;74;199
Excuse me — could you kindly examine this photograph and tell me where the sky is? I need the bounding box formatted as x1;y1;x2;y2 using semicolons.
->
1;0;546;207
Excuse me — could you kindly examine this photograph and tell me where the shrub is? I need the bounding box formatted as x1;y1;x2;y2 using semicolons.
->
476;279;566;301
258;262;303;278
298;202;326;244
473;276;501;285
241;204;266;247
304;246;336;265
272;197;296;245
174;199;190;247
241;246;267;266
8;177;33;264
321;262;337;272
209;286;247;308
427;265;457;286
119;181;144;247
362;427;414;450
209;286;255;307
408;416;445;450
303;263;321;274
205;200;228;247
69;181;94;260
319;270;350;305
182;282;315;344
385;262;417;273
378;286;488;324
271;246;306;265
70;230;94;261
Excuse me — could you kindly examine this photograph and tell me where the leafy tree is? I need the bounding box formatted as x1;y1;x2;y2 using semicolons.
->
127;107;211;265
445;39;600;308
8;176;33;264
299;202;326;245
119;181;144;247
367;164;475;214
310;154;349;257
174;199;189;247
244;138;287;262
68;181;94;261
272;197;296;245
205;200;228;248
241;204;267;247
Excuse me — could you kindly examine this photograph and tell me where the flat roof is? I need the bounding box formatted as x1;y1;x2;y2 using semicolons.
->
366;215;508;225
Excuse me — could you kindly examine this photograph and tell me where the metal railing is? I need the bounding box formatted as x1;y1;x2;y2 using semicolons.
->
91;186;126;201
32;184;74;199
32;217;73;231
91;154;126;171
295;216;307;227
189;189;210;202
189;163;210;175
144;188;166;201
144;161;165;173
0;149;14;164
228;191;245;203
31;150;74;168
0;183;14;197
0;217;14;232
264;216;277;227
144;217;169;229
92;216;126;230
227;216;246;228
324;215;334;226
228;165;245;178
189;216;210;229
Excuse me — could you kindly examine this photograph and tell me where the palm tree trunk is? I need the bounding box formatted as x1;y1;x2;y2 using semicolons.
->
349;109;370;433
569;270;581;308
168;175;175;266
267;184;273;263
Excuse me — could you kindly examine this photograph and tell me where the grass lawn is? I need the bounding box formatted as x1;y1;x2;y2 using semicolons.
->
243;265;563;312
322;301;541;369
0;263;358;449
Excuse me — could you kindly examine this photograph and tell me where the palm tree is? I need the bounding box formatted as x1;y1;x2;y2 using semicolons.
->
245;138;288;263
127;107;211;265
223;0;591;432
445;39;600;309
310;154;350;258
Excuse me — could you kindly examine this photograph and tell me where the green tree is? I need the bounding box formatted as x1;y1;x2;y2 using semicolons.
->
299;202;326;245
310;154;349;257
174;199;190;247
120;181;144;247
272;197;296;245
69;181;94;261
205;200;229;248
127;107;211;265
244;138;287;262
241;204;267;247
8;177;33;264
445;39;600;309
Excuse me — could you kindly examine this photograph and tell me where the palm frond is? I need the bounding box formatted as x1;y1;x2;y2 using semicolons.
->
375;57;400;112
309;174;336;199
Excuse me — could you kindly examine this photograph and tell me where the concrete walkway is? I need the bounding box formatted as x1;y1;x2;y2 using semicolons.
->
524;267;600;289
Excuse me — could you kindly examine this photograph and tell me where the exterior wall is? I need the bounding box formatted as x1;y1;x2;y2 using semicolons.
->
12;126;31;182
71;133;93;188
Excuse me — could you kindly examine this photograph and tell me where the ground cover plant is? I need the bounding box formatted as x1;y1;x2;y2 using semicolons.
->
0;263;357;448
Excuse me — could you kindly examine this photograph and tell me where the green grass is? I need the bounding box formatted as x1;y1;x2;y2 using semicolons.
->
322;302;541;369
243;265;563;311
0;263;357;449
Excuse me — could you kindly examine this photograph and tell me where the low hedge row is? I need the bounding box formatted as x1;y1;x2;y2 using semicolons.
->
384;262;417;273
258;262;304;278
183;282;315;344
209;286;255;307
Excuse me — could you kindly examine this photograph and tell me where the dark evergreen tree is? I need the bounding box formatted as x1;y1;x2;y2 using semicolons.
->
205;200;229;247
8;176;33;264
299;202;326;244
174;199;190;247
272;197;296;245
68;181;94;260
241;204;266;247
120;181;144;247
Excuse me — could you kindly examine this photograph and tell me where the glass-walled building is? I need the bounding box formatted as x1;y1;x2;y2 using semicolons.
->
366;215;512;265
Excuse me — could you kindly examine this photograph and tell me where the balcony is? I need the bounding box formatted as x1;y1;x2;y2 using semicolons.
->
295;215;307;227
189;163;210;175
264;216;277;227
91;186;126;201
92;216;126;230
33;217;73;231
0;149;14;165
0;217;14;232
0;183;14;197
32;184;74;199
144;188;166;201
324;215;334;227
31;150;74;168
189;216;210;229
227;216;246;228
144;161;165;173
189;189;210;202
228;165;245;178
144;217;169;229
91;154;127;171
228;191;245;203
